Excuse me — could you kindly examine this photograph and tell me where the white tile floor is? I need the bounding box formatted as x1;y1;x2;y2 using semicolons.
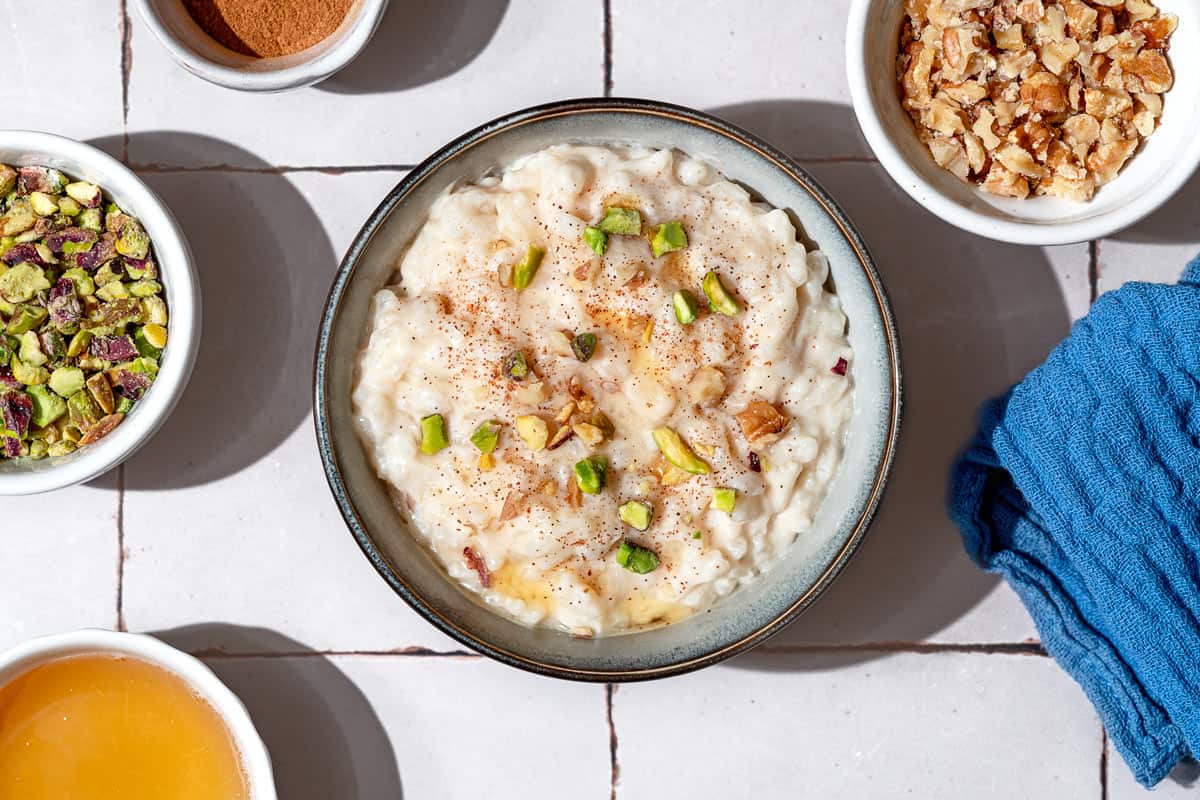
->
5;2;1200;797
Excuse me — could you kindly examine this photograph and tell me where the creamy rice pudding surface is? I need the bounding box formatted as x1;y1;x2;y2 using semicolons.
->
354;144;853;636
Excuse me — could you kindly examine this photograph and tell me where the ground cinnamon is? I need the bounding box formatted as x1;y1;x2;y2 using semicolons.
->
182;0;354;58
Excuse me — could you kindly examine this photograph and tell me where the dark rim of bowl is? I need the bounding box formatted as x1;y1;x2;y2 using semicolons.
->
313;97;903;681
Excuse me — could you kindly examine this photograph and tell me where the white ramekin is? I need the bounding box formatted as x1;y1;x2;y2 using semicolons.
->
0;629;276;798
846;0;1200;245
0;131;200;495
132;0;390;92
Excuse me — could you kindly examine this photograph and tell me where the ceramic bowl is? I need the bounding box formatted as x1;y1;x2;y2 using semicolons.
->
315;98;902;681
0;131;200;496
847;0;1200;245
0;629;275;797
132;0;389;92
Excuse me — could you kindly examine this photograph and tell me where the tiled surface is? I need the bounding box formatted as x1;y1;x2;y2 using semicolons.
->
6;1;1200;797
615;653;1101;799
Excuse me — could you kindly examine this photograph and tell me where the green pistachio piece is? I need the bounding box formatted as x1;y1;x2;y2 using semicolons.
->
469;419;502;454
571;332;598;362
18;331;46;366
132;326;162;358
78;207;102;233
511;245;545;291
0;166;14;196
115;219;150;259
47;440;76;457
702;271;740;316
6;304;48;335
61;238;93;255
26;438;48;460
141;296;168;326
618;500;653;531
61;268;95;297
96;281;130;302
57;196;82;217
67;389;100;428
0;335;11;364
0;198;36;236
573;455;608;495
504;350;529;381
651;221;688;258
49;366;85;398
420;413;449;455
0;262;50;303
26;384;66;428
93;264;121;287
66;330;92;358
141;323;167;350
27;192;59;217
115;396;134;414
597;207;641;236
11;356;49;386
0;237;14;258
711;487;737;513
65;181;101;207
672;289;700;325
583;226;608;255
128;279;161;298
652;426;711;475
615;540;660;574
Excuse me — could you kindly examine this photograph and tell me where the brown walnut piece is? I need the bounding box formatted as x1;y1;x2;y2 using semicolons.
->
896;0;1175;202
735;401;790;445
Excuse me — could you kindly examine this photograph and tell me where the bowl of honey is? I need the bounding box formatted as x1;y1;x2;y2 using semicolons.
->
0;629;275;799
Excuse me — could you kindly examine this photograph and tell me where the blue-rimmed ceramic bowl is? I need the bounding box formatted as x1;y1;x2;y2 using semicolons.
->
315;98;902;681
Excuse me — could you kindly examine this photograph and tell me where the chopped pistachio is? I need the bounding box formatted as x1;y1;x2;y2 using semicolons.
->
583;226;608;255
96;281;130;302
26;439;47;460
515;415;549;451
26;384;66;428
62;268;95;297
511;245;545;291
546;423;574;450
419;413;449;455
115;396;134;415
17;331;46;366
142;296;168;326
0;262;50;304
78;207;102;232
692;530;703;540
573;455;608;495
478;452;496;471
116;219;150;259
128;279;161;298
618;500;654;531
615;540;659;574
10;357;48;386
65;181;101;207
572;421;605;447
469;419;502;454
6;304;47;335
504;350;530;381
702;271;740;316
571;332;598;362
597;207;641;236
66;330;92;358
28;192;59;217
651;221;688;257
711;487;737;513
652;427;711;475
672;289;700;324
48;366;85;398
641;319;654;344
57;196;82;217
67;390;100;428
86;372;116;415
47;440;76;457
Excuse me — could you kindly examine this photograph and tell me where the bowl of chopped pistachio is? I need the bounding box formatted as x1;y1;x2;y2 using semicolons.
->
847;0;1200;245
316;98;901;680
0;131;199;495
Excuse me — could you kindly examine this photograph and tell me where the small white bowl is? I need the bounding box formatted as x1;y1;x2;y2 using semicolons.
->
133;0;390;92
0;629;276;798
846;0;1200;245
0;131;200;495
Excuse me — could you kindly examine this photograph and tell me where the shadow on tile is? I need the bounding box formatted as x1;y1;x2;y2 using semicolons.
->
87;133;334;489
318;0;508;95
153;624;403;800
707;101;1071;667
1111;165;1200;244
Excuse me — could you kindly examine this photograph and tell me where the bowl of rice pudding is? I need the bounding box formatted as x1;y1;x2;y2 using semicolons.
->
316;99;901;680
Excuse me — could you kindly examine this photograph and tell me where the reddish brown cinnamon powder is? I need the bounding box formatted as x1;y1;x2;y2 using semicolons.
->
182;0;354;58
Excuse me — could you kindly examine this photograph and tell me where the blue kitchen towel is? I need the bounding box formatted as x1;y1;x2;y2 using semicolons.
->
949;253;1200;787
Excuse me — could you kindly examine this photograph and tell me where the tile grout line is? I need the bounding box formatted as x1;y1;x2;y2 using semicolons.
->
115;464;127;632
602;0;613;97
1089;240;1101;303
605;683;620;800
1100;726;1109;800
119;0;132;163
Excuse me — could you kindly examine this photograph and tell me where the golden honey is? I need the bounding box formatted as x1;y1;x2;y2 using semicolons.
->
0;653;249;800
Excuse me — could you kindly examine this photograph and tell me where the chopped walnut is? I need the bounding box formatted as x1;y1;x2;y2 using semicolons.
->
735;401;790;446
898;0;1175;202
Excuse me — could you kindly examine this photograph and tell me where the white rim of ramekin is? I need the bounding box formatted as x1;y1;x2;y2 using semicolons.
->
845;0;1200;246
131;0;390;92
0;629;276;798
0;131;200;495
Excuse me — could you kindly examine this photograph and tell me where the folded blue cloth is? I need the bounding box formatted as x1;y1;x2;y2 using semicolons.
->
949;253;1200;787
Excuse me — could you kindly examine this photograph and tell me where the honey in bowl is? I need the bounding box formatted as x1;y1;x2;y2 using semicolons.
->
0;653;249;800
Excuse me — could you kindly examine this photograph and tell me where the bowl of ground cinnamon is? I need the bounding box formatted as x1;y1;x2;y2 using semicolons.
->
132;0;389;92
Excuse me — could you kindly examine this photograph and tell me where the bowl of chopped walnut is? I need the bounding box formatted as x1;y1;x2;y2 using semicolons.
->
847;0;1200;245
